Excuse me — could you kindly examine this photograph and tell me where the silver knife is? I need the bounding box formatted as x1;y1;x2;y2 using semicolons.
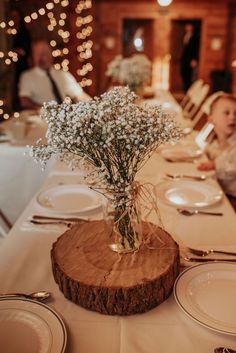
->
32;215;88;222
185;256;236;263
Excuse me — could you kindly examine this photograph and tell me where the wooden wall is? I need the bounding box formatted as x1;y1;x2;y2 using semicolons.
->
94;0;236;94
5;0;236;98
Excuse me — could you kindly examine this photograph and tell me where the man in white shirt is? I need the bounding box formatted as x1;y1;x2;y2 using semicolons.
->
19;40;90;110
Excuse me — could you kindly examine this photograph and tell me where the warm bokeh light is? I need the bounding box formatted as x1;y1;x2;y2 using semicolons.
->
38;8;46;15
0;0;93;117
24;16;31;23
157;0;173;6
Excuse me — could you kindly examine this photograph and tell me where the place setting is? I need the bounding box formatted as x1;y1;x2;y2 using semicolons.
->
155;179;223;210
22;183;104;231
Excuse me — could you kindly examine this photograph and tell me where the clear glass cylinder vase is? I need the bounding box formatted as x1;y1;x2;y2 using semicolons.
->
103;199;142;253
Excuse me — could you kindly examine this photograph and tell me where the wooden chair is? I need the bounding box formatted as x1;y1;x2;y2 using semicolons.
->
190;91;224;129
0;209;12;237
183;83;210;120
180;79;204;108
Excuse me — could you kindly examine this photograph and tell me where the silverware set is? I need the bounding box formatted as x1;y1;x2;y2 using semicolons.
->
185;257;236;263
0;291;51;302
187;247;236;257
185;246;236;263
166;173;206;181
177;208;223;216
28;214;89;226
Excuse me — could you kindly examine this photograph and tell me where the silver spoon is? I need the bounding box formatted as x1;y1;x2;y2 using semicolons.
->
188;247;236;257
0;291;51;302
177;208;223;216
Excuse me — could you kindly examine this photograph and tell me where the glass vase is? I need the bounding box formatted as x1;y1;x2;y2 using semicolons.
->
103;198;142;253
128;84;144;98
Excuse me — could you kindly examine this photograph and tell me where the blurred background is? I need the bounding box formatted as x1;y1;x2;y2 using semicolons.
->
0;0;236;118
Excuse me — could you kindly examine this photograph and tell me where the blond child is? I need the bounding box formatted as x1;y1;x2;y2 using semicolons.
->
198;94;236;198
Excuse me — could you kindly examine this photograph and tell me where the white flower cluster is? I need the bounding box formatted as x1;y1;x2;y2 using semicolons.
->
30;87;181;206
106;54;152;92
106;55;123;83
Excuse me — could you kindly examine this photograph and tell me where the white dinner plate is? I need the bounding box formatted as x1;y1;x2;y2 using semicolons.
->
174;262;236;335
161;145;202;161
155;180;222;208
0;297;67;353
37;184;103;214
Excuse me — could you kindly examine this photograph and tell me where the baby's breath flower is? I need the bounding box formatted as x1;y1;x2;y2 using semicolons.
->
30;86;182;203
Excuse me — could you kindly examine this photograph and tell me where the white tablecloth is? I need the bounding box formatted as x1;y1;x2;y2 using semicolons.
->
1;95;236;352
0;152;236;353
0;116;50;225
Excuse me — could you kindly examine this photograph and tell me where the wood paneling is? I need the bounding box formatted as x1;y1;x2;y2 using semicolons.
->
6;0;236;96
95;0;236;94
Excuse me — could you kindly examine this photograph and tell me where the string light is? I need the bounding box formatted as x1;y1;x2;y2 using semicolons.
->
75;0;93;87
0;0;94;117
0;50;18;65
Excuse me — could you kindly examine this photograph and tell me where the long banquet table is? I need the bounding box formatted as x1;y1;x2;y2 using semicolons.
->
0;113;51;224
0;92;236;352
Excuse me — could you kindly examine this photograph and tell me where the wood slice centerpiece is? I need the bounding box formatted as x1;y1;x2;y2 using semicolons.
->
51;220;179;315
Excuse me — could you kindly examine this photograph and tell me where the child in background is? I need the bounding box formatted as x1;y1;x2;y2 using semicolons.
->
198;94;236;200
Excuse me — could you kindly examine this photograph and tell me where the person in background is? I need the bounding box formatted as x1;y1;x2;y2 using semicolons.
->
198;94;236;208
180;23;199;92
19;40;90;110
10;7;31;110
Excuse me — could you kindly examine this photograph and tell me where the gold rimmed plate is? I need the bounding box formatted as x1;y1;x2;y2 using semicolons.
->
174;262;236;335
0;297;67;353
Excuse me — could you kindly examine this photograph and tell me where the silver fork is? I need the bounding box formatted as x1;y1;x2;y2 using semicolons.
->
188;247;236;257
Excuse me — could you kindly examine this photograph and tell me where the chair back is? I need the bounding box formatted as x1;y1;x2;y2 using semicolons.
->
180;79;204;108
191;83;210;106
183;83;210;120
190;91;224;129
0;209;12;237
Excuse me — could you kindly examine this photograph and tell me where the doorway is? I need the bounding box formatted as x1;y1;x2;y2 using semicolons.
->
170;19;202;93
123;19;154;60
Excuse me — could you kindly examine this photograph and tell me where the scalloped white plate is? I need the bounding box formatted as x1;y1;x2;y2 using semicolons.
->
0;297;67;353
174;262;236;335
36;184;102;214
155;180;222;208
